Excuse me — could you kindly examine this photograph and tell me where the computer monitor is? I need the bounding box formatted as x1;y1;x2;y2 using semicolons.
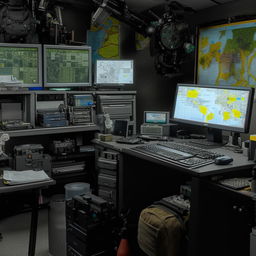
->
196;19;256;87
44;45;92;88
144;111;170;125
172;84;254;141
95;59;134;86
0;43;42;88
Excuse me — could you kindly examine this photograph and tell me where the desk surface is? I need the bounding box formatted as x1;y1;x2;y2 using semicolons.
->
0;179;56;194
93;138;255;177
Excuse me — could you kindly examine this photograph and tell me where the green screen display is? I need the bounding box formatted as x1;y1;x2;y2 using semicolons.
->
46;48;90;84
0;46;39;85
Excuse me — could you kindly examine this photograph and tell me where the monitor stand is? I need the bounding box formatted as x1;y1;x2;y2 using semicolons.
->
231;132;240;146
206;128;223;144
189;128;223;148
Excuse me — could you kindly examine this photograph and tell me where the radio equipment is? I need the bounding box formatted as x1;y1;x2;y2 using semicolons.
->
140;111;171;136
37;110;68;128
13;144;51;175
140;123;171;136
66;194;116;256
50;139;76;156
68;106;93;125
1;120;32;131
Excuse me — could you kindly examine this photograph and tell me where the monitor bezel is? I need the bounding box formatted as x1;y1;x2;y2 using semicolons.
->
171;83;254;133
43;44;92;88
0;43;42;88
144;111;170;125
94;59;134;86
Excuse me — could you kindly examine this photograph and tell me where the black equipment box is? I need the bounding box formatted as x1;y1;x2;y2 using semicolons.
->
50;139;76;156
66;194;116;256
13;144;52;175
52;161;86;176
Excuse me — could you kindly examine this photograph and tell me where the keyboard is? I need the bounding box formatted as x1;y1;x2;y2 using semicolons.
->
218;177;251;190
132;141;223;168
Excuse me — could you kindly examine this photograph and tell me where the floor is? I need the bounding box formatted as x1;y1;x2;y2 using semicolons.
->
0;209;49;256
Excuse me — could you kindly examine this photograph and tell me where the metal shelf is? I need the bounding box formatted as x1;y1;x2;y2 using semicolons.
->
3;124;99;138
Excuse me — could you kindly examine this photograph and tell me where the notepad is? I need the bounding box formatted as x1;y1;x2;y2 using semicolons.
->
3;170;51;185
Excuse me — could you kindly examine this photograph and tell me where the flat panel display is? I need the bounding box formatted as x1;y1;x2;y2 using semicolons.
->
197;19;256;87
144;111;169;124
95;59;134;85
44;45;92;87
172;84;254;133
0;43;42;87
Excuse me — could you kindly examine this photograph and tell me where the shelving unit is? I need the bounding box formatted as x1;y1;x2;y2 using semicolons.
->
0;90;136;192
6;124;99;137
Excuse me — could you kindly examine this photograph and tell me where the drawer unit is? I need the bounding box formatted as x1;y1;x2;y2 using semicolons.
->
95;148;119;208
98;187;117;207
98;173;116;188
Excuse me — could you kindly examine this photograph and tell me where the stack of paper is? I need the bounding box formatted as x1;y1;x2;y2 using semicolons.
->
3;170;51;185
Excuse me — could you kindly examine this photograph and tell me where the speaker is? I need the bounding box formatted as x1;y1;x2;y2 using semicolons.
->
113;120;128;137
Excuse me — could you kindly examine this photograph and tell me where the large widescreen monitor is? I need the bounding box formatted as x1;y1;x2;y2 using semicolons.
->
172;84;254;134
197;19;256;87
44;45;92;87
0;43;42;88
95;59;134;85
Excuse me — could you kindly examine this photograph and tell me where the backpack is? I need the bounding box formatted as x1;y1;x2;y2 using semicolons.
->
0;3;37;43
138;203;188;256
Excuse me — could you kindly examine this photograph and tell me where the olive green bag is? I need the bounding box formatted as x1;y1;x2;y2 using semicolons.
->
138;205;186;256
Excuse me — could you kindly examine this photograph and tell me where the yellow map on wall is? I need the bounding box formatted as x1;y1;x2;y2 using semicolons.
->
87;17;120;62
197;19;256;87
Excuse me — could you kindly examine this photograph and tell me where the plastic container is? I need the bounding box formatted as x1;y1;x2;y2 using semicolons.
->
48;194;66;256
64;182;90;200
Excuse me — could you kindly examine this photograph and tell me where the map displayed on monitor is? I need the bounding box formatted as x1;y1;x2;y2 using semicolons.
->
0;45;40;86
197;19;256;87
173;86;250;129
96;60;133;84
45;47;90;85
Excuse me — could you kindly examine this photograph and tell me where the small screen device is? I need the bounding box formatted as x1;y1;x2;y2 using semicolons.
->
141;111;170;136
144;111;170;125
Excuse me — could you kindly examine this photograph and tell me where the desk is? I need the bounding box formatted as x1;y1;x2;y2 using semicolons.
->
93;138;255;256
0;179;56;256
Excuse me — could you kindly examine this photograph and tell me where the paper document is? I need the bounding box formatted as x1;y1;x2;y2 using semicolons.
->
3;170;51;185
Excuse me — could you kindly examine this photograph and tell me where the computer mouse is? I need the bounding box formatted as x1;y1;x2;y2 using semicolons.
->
215;156;233;165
